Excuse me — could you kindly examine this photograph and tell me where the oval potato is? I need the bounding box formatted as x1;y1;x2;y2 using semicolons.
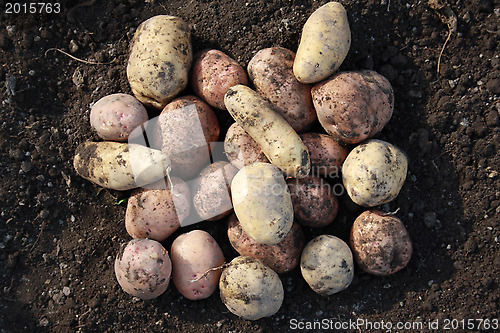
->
224;122;269;169
300;133;348;177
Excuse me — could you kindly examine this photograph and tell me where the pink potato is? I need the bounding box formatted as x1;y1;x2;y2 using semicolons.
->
171;230;225;300
312;70;394;144
90;93;148;142
300;133;348;178
227;214;305;274
114;238;172;300
248;47;316;133
191;49;248;110
286;176;339;228
224;122;269;169
125;177;190;241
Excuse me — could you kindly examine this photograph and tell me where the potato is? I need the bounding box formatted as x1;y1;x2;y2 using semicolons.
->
127;15;192;109
300;133;348;177
224;122;269;169
114;238;172;300
193;161;239;221
231;162;293;245
227;214;305;274
90;93;148;142
293;2;351;83
342;139;407;207
224;85;310;178
152;96;220;179
350;210;412;276
191;49;248;110
286;176;338;228
312;70;394;144
219;256;284;320
300;235;353;295
171;230;225;300
248;47;316;133
73;141;170;190
125;177;190;241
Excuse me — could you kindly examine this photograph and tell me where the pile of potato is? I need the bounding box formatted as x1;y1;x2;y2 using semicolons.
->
73;2;413;320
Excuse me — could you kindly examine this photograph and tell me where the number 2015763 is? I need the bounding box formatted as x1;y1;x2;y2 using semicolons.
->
5;3;61;14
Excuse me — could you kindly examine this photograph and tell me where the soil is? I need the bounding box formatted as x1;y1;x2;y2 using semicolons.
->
0;0;499;332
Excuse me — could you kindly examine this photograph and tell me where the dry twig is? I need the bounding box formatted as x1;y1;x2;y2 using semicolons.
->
427;0;457;75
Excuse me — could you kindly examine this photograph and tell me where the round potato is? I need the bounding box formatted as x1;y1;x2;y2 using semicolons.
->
300;133;348;178
342;139;408;207
90;93;148;142
248;47;316;133
219;256;284;320
125;177;190;241
127;15;192;109
193;161;239;221
171;230;225;300
152;96;220;180
227;214;305;274
191;49;248;110
286;176;339;228
231;162;293;245
300;235;354;295
224;122;269;169
350;210;412;276
312;70;394;144
114;238;172;300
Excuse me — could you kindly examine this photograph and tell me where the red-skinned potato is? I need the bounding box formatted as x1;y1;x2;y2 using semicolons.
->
227;214;305;274
312;70;394;144
191;49;248;110
300;133;348;177
350;210;412;276
224;122;269;169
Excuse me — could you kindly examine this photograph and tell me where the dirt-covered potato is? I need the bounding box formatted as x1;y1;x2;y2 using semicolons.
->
350;210;412;276
125;177;190;241
171;230;225;300
224;85;310;178
300;133;348;177
90;93;148;142
231;162;293;245
219;256;284;320
191;49;248;110
227;214;305;274
300;235;354;295
342;139;408;207
224;122;269;169
152;96;220;180
312;70;394;144
294;2;351;83
127;15;192;109
248;47;316;133
73;141;170;190
114;239;172;300
193;161;239;221
286;176;338;228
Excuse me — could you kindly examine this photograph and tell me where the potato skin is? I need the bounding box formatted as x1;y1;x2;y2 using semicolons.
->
293;2;351;83
114;239;172;300
127;15;192;109
193;161;239;221
152;96;220;180
125;177;190;241
219;256;284;320
231;163;293;245
300;133;348;177
286;176;338;228
224;122;269;169
248;47;316;133
90;93;148;142
342;139;408;207
191;49;248;110
171;230;225;300
224;85;310;178
300;235;353;295
227;214;305;274
350;211;412;276
312;70;394;144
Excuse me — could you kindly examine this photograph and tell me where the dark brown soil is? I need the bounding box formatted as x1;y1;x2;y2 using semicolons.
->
1;0;499;332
